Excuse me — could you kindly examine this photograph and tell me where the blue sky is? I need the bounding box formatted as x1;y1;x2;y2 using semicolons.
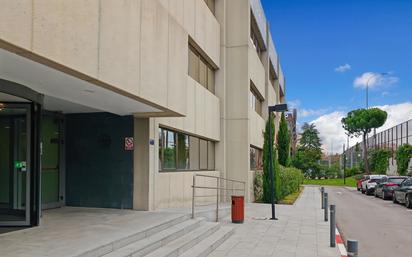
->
261;0;412;153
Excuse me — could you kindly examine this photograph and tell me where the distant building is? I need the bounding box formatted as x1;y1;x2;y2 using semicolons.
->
285;109;298;154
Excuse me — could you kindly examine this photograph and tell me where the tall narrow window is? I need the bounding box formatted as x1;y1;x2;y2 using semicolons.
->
208;141;215;170
190;137;200;170
163;130;176;169
199;139;208;170
250;86;263;116
177;134;189;170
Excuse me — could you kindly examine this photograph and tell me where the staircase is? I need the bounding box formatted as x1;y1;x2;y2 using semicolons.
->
82;215;233;257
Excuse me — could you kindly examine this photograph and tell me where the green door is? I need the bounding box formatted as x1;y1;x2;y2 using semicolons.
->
41;116;61;208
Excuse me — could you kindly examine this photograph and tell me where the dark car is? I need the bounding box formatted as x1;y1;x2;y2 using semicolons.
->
393;177;412;208
374;176;407;200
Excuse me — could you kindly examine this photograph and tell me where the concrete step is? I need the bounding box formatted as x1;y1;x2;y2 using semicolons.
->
143;222;221;257
180;226;234;257
79;214;191;257
101;217;205;257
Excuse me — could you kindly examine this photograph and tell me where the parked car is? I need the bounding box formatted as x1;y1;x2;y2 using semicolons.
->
362;175;386;195
357;175;368;191
374;176;407;200
393;177;412;208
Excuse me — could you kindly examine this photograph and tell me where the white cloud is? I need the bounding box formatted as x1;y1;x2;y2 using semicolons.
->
299;108;329;118
335;64;351;73
309;102;412;154
353;72;399;89
287;99;328;118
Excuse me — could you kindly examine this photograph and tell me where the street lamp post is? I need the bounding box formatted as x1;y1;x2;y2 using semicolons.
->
366;72;388;109
268;103;288;220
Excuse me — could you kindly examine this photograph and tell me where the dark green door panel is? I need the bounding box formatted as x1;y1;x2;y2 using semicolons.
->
41;116;60;204
65;113;133;209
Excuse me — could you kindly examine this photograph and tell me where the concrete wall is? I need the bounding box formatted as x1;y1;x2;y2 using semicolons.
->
0;0;221;117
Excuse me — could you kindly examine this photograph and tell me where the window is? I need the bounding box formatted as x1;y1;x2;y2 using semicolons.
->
203;0;215;14
250;146;263;170
250;86;262;115
250;12;264;60
159;128;215;171
188;45;215;93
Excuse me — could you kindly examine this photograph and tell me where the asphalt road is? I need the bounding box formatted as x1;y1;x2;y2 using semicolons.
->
326;186;412;257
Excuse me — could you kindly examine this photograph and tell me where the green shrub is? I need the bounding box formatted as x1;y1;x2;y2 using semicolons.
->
369;148;391;174
396;144;412;175
279;166;305;200
254;167;304;202
254;171;264;202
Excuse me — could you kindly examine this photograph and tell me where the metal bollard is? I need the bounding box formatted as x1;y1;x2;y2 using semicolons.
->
347;240;358;257
324;193;328;222
330;205;336;247
321;187;325;209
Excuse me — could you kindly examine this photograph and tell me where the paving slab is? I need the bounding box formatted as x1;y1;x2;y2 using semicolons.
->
208;186;341;257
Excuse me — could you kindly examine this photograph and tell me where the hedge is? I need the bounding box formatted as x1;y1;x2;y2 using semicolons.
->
254;166;304;202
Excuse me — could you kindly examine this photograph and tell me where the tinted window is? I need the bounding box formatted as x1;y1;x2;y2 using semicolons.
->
389;178;406;184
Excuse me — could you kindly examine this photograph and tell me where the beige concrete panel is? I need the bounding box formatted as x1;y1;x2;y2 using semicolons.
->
225;0;249;47
183;77;196;132
249;109;265;149
169;172;185;207
248;46;265;99
155;173;171;209
32;0;99;77
195;83;206;136
225;46;249;119
226;119;249;185
158;0;168;10
167;17;188;115
183;0;195;37
140;0;168;107
194;0;220;67
0;0;32;50
168;0;184;27
134;118;150;210
99;0;140;95
268;83;277;107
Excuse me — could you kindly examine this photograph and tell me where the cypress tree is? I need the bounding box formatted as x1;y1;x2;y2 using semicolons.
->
263;114;281;203
277;113;291;166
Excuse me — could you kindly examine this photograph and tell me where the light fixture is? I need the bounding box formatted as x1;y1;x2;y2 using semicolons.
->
0;103;4;111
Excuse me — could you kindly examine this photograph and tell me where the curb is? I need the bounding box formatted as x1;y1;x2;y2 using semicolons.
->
335;227;347;257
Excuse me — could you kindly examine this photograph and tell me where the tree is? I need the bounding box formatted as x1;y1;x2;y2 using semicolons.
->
277;113;291;166
262;114;281;203
291;123;322;178
341;108;387;174
299;123;322;150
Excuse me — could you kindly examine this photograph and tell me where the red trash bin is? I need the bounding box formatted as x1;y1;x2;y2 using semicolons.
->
231;195;244;223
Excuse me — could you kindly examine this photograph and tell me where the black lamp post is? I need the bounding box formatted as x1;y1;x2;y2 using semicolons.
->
268;103;288;220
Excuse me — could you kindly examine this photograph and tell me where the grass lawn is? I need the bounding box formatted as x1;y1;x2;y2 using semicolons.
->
303;177;357;187
278;186;304;205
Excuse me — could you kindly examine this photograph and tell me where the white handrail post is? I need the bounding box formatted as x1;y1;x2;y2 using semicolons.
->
192;174;196;219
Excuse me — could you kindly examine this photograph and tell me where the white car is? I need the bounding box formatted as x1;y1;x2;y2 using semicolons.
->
362;175;387;195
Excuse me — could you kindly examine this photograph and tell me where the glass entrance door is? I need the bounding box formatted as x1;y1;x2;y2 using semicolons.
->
0;103;31;226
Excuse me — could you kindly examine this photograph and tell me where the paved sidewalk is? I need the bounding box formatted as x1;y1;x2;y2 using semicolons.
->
208;186;341;257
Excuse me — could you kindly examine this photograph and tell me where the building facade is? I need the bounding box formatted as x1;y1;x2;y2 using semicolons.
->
0;0;286;227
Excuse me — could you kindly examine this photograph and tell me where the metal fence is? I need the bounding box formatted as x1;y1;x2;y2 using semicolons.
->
191;174;246;222
344;119;412;168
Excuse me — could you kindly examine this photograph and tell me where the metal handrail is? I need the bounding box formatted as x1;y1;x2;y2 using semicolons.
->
191;173;246;222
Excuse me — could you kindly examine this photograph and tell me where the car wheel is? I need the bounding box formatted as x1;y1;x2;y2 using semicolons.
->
374;191;378;197
383;191;387;200
406;195;412;209
393;194;398;204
